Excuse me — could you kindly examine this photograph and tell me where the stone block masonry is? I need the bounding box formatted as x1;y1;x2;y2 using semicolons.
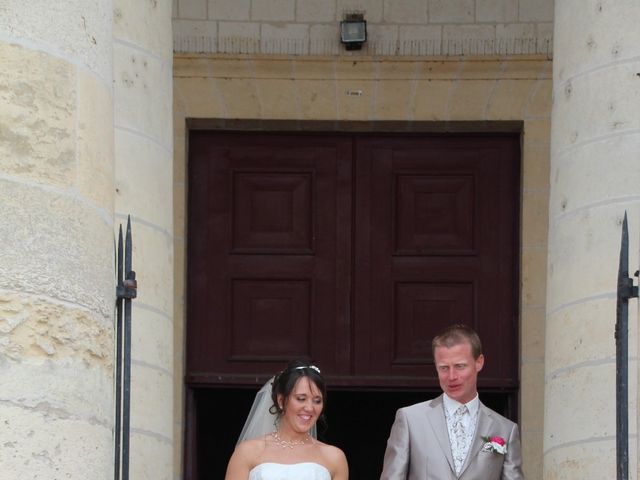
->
174;0;554;56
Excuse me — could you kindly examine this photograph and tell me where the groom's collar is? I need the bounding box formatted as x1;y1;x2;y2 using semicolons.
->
442;392;480;418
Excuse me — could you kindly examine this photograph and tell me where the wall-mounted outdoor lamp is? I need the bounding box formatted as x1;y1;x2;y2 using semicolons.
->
340;13;367;50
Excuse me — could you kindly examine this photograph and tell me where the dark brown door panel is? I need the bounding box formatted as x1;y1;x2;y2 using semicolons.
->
187;132;519;388
353;135;520;386
187;132;352;379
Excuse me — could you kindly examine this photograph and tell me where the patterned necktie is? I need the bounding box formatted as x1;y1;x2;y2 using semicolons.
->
451;405;469;476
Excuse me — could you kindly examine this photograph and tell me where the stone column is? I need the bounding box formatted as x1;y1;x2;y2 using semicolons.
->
0;1;115;478
545;1;640;478
112;1;174;478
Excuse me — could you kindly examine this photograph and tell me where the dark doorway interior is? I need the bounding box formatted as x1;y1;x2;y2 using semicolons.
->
194;387;515;479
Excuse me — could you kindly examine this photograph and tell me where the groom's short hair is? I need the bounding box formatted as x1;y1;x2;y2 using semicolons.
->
432;324;483;359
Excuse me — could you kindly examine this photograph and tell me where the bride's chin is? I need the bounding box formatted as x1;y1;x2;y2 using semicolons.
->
295;423;315;434
283;421;312;434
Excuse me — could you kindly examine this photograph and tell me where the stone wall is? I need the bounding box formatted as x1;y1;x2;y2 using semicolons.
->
0;1;115;478
545;0;640;477
0;1;175;478
113;1;175;479
173;53;551;479
172;0;554;55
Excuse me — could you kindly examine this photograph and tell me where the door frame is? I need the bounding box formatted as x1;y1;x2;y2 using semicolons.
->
182;121;523;479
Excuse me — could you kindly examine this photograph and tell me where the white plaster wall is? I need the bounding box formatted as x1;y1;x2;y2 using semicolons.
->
113;1;175;479
545;0;640;478
0;1;115;478
173;0;554;55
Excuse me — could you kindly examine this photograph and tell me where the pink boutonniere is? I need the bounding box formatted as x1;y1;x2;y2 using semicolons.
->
482;435;507;455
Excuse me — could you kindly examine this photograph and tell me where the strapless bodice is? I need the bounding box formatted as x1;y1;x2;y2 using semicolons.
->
248;462;331;480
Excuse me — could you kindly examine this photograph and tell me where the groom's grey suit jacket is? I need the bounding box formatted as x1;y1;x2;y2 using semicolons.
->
380;395;524;480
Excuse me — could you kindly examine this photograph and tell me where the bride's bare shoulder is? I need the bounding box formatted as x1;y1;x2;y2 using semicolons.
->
314;442;348;478
316;442;347;464
225;437;269;479
234;435;268;459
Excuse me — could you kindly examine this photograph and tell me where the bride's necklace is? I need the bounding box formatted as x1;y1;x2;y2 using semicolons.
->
271;431;311;449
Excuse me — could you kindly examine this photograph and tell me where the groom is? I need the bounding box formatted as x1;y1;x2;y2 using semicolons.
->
380;324;524;479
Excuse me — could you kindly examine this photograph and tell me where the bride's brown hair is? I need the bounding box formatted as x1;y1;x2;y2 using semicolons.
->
270;358;327;429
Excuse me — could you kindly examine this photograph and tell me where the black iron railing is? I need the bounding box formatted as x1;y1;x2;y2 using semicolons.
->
616;212;638;480
115;217;137;480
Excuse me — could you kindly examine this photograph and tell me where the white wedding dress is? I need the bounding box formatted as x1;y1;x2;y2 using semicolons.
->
248;462;331;480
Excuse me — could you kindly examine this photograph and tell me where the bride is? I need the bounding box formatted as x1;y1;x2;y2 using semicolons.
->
225;359;349;480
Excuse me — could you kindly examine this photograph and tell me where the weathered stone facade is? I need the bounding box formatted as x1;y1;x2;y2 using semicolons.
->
113;1;175;479
173;52;550;479
1;1;173;479
545;0;640;477
2;0;640;478
173;0;554;55
1;1;116;477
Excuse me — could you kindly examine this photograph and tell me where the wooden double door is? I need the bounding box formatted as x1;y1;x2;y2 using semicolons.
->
187;131;520;389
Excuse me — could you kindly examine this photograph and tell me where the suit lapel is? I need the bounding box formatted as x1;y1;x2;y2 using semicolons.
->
425;395;456;475
459;402;494;478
